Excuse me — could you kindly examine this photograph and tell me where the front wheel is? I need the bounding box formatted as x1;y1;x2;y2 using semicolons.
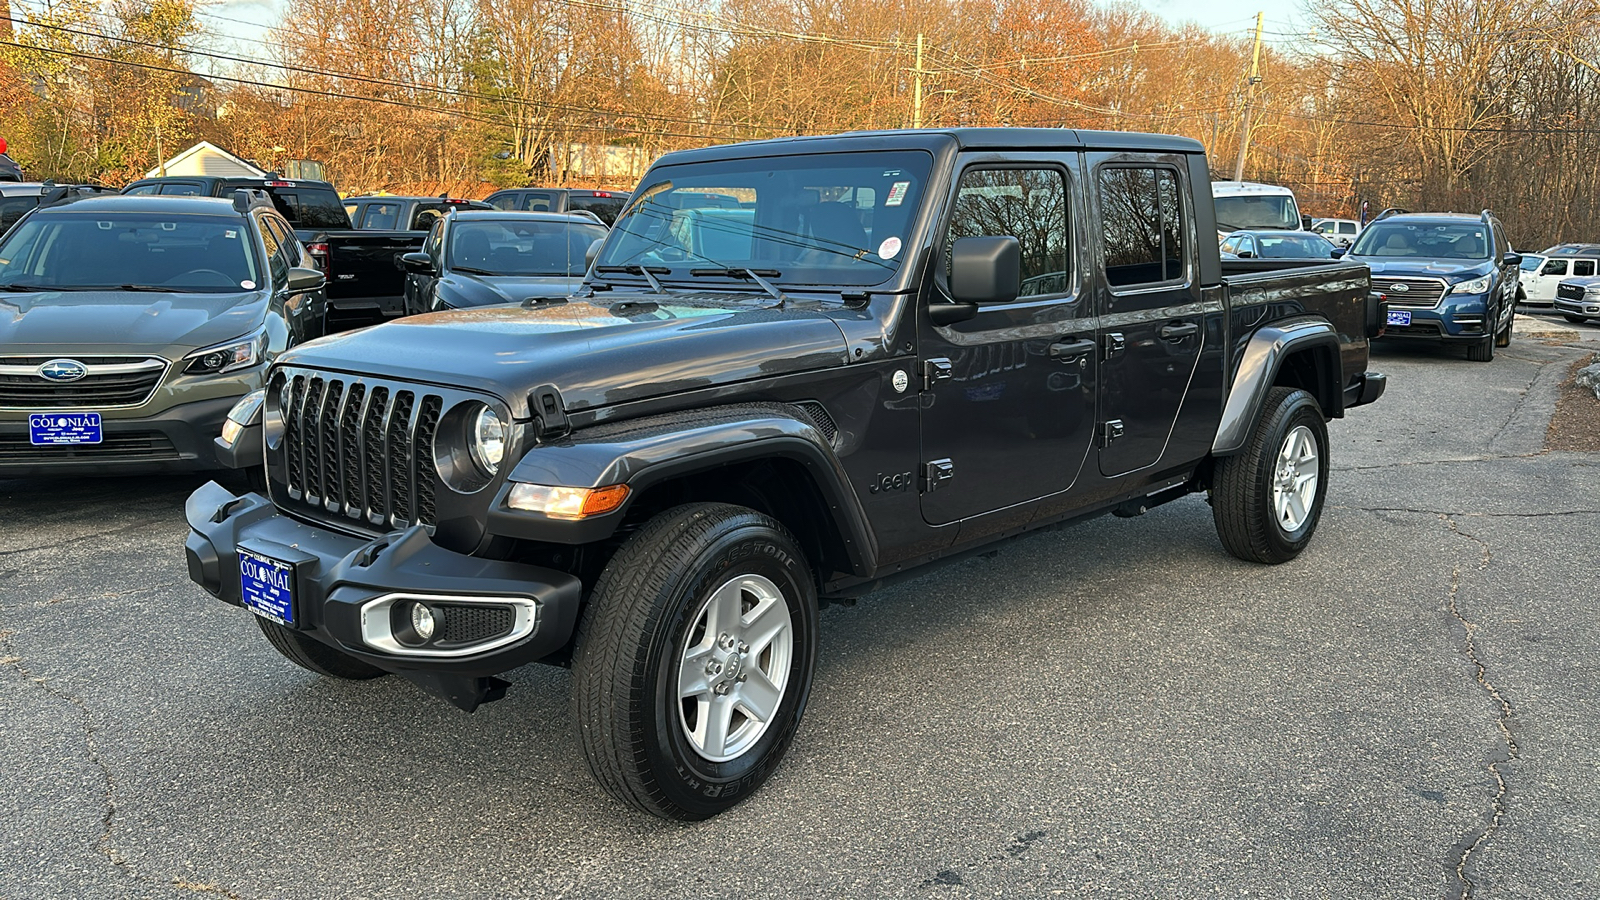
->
1495;302;1514;348
1210;387;1330;564
1564;314;1589;324
572;503;818;820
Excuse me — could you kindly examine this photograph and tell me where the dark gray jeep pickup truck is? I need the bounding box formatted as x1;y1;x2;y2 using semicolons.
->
184;128;1387;820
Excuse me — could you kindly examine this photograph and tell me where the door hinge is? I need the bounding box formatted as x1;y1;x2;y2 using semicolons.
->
1101;419;1125;446
923;458;955;491
1103;332;1126;360
923;357;953;390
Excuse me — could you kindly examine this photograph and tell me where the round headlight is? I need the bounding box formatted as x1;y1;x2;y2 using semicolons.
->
469;404;506;475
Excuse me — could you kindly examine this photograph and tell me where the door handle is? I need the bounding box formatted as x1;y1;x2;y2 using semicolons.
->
1048;338;1096;364
1159;322;1199;341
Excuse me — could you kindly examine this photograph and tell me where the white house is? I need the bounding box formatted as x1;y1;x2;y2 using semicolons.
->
145;141;266;179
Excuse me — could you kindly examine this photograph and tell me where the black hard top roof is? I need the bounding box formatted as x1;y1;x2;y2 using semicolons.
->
653;128;1206;167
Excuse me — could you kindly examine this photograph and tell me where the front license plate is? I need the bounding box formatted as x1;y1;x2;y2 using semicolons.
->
1387;310;1412;327
28;412;102;446
239;549;297;627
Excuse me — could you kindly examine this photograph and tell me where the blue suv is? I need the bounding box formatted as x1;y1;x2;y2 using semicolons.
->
1346;211;1520;361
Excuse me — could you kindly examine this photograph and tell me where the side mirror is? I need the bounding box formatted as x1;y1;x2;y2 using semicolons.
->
1502;252;1522;268
285;266;325;293
1331;247;1347;259
585;238;604;270
400;251;435;275
949;236;1021;305
1300;214;1314;230
1236;250;1254;259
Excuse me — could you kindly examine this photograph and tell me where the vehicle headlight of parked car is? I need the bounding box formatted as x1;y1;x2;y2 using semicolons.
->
1448;274;1493;295
469;403;507;475
185;330;268;375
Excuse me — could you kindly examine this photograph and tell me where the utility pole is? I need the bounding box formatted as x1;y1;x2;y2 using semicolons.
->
912;33;924;129
1232;12;1265;182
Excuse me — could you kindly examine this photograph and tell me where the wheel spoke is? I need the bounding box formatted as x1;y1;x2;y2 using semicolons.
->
742;597;788;653
1285;489;1308;526
703;579;745;638
737;668;783;722
678;645;712;699
700;695;735;758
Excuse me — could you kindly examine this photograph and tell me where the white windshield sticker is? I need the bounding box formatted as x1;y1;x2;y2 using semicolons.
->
877;236;903;260
225;230;237;238
885;181;911;207
240;280;256;289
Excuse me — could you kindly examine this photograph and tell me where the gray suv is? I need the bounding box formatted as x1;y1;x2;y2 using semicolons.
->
0;191;325;476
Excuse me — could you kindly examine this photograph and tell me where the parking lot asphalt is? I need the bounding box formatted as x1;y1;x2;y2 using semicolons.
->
2;333;1598;899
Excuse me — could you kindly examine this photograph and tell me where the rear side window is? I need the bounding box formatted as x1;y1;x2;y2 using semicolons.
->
159;183;205;195
487;193;518;211
359;202;401;230
1099;166;1188;287
1543;259;1568;275
124;184;159;195
0;195;40;233
945;167;1070;299
1576;260;1597;277
520;191;558;212
1341;222;1357;235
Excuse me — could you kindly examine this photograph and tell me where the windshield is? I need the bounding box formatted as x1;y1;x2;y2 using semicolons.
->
1350;222;1492;260
449;218;608;276
1255;233;1336;258
1519;255;1545;272
595;150;933;287
0;212;260;291
1214;194;1299;231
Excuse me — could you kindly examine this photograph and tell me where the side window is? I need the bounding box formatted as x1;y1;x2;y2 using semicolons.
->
1575;260;1597;277
159;182;204;195
411;206;443;231
256;215;289;283
521;192;556;212
344;203;360;221
425;219;445;262
1099;166;1188;288
945;167;1070;299
1220;236;1239;255
266;217;302;271
1542;259;1568;276
1341;222;1358;236
488;193;517;211
124;184;159;195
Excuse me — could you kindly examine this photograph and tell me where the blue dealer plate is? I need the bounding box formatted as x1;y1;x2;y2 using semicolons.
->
239;549;297;627
1387;310;1412;327
28;412;102;445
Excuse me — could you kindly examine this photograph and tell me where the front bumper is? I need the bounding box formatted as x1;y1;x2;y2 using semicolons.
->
1380;293;1495;343
183;480;583;709
0;394;239;476
1554;296;1600;318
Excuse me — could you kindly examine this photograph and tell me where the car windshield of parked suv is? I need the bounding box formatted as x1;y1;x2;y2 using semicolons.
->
1255;233;1336;258
1349;221;1492;260
0;212;260;292
449;218;608;276
1214;195;1298;230
1520;254;1545;272
596;150;933;287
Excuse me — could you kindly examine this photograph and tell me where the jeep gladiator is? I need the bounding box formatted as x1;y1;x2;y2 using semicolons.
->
184;128;1387;820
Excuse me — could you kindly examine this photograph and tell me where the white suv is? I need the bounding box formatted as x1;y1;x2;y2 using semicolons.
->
1521;244;1600;306
1312;218;1361;247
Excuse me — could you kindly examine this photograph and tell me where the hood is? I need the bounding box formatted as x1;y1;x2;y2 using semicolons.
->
0;289;266;355
1355;257;1490;280
280;293;850;418
438;272;586;308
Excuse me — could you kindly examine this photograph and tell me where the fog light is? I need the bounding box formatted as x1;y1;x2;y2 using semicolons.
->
220;418;244;446
410;602;439;641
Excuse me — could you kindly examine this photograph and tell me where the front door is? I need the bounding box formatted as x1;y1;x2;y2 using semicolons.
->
1089;157;1205;478
918;158;1097;526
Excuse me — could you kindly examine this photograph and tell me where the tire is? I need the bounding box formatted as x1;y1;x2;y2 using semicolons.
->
1495;302;1514;348
255;616;388;680
572;503;818;820
1211;387;1330;564
1467;334;1494;362
1564;314;1588;324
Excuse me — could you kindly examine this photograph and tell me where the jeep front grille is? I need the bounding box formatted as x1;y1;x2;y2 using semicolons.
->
275;371;443;529
0;356;167;409
1377;277;1448;309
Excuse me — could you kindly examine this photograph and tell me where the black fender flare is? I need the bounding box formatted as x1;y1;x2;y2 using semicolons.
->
1212;316;1342;455
486;403;878;576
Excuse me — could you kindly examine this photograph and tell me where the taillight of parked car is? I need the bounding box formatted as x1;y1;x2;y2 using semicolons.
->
307;241;329;273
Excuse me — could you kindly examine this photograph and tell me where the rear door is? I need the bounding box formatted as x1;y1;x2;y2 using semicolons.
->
918;155;1097;526
1089;155;1205;478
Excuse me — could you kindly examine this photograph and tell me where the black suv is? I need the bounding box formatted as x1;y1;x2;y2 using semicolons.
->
0;191;325;475
483;187;630;225
1345;210;1520;361
123;176;351;238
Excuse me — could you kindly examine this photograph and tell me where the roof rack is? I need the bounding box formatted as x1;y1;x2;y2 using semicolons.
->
231;188;274;213
1371;207;1409;222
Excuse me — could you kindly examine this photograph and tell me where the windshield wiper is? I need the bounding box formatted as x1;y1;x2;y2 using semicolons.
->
688;267;787;304
0;283;46;292
594;264;669;294
451;266;500;276
117;284;175;292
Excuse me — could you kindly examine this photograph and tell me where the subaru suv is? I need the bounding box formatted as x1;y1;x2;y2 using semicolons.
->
0;191;325;476
1345;210;1520;361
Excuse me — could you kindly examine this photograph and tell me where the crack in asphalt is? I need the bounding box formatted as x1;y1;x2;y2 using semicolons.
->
1338;453;1549;473
1332;505;1600;518
0;626;249;900
1440;515;1518;900
25;579;192;610
0;518;173;558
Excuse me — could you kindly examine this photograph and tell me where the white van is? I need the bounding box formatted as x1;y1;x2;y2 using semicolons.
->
1212;181;1308;239
1520;244;1600;306
1311;217;1361;247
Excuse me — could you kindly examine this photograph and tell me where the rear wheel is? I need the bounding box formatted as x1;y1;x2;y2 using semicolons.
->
572;502;818;820
1211;387;1329;564
1564;314;1589;324
255;617;387;680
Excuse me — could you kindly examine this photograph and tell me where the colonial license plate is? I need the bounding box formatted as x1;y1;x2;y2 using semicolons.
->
1386;309;1412;327
239;548;297;627
28;412;102;446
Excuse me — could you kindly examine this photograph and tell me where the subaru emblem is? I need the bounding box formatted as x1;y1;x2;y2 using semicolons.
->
1389;283;1410;293
37;358;88;382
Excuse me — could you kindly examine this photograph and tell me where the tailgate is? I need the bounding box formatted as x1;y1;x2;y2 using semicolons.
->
322;230;425;302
